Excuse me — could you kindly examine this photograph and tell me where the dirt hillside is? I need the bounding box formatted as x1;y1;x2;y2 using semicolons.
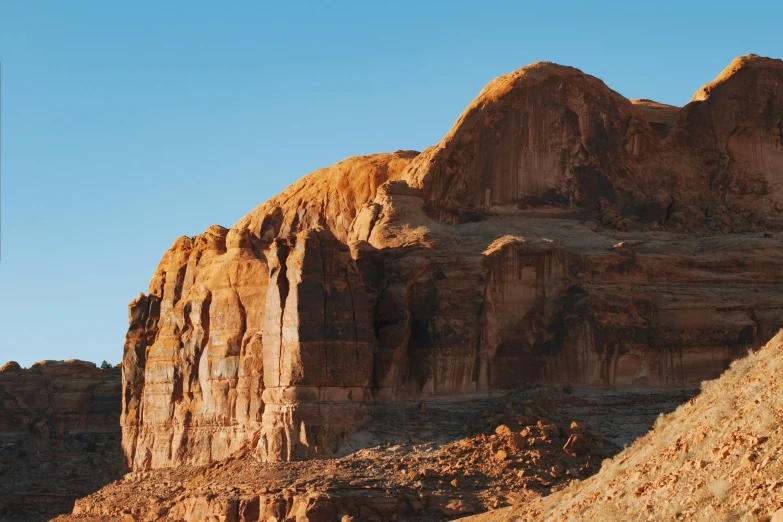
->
470;329;783;521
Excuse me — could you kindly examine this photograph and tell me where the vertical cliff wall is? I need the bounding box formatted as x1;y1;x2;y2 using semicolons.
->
122;153;417;469
122;55;783;469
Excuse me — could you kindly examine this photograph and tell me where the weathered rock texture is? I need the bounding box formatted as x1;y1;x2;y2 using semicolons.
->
123;54;783;470
0;360;123;521
0;359;120;433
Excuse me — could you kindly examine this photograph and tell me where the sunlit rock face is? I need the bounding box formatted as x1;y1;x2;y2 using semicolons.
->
672;55;783;212
401;62;658;213
122;153;415;469
123;55;783;469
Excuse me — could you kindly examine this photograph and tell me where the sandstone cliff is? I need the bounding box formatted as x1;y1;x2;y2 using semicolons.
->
122;54;783;470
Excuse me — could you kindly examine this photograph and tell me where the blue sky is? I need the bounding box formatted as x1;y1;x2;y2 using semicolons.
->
1;1;781;367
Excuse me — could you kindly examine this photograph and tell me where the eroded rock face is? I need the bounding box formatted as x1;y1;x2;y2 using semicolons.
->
475;330;783;522
401;62;659;213
123;55;783;469
122;153;415;469
671;55;783;212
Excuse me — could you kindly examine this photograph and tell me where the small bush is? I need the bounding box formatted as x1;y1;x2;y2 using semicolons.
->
589;500;624;521
708;479;730;500
653;412;668;430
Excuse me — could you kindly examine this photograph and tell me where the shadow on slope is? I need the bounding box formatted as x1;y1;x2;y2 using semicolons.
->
52;386;695;521
470;330;783;522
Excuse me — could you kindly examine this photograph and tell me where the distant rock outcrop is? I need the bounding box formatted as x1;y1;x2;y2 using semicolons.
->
0;360;123;521
122;55;783;470
0;359;120;432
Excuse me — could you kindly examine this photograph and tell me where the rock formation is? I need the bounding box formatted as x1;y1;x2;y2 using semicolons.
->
0;359;120;433
122;54;783;470
55;385;694;522
0;360;123;521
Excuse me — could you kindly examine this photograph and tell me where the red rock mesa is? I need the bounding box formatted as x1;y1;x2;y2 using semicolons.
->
122;55;783;470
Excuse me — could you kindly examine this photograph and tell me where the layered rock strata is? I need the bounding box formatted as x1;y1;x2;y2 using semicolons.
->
123;55;783;469
0;359;120;432
0;360;123;521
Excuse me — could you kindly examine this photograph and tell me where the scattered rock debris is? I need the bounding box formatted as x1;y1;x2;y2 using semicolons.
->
52;385;695;521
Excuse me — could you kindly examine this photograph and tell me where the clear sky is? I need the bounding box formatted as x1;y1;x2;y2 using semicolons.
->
1;1;781;367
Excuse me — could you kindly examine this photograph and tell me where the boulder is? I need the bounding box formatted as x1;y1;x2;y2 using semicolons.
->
569;421;586;435
563;434;590;456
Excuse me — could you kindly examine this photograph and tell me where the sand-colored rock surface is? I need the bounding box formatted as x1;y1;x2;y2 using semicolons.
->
121;54;783;473
0;360;123;521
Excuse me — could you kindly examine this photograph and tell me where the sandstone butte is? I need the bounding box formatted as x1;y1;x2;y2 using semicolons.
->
119;54;783;474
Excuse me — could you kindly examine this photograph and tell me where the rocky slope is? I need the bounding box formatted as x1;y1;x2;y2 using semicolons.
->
53;386;697;521
470;329;783;521
122;54;783;471
0;360;123;521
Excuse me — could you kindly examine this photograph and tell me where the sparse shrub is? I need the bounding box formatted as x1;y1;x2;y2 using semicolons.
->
704;401;732;424
701;375;721;394
757;406;777;433
653;412;668;430
692;485;710;504
562;384;573;395
665;498;685;519
589;499;624;522
707;479;730;500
